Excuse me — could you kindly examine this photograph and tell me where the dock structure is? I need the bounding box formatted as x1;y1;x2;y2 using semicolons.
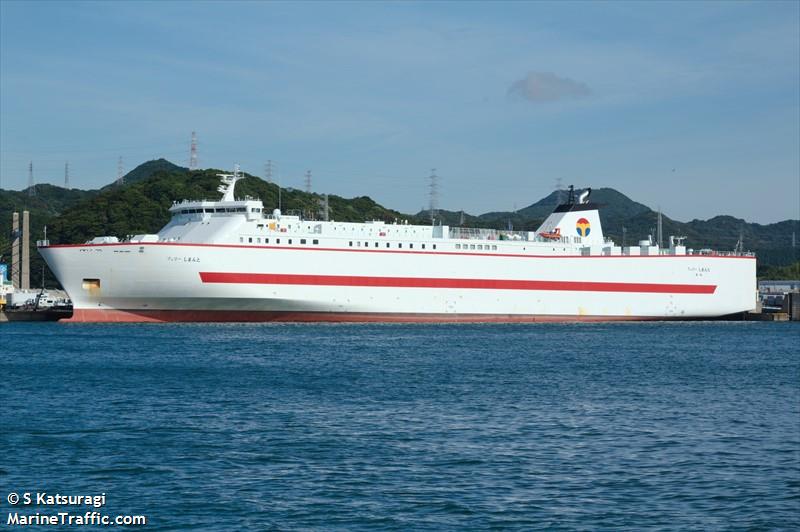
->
21;211;30;290
751;279;800;321
11;212;20;289
8;211;30;290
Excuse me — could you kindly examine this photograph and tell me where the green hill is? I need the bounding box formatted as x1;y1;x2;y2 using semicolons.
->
47;167;409;248
1;158;798;287
0;185;96;271
99;158;186;190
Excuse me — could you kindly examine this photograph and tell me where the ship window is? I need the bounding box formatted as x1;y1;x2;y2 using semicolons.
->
276;238;280;244
239;237;244;243
398;243;402;248
422;244;426;249
492;245;497;250
216;208;225;213
257;237;261;243
300;239;306;244
386;243;390;248
374;242;379;248
204;208;213;213
455;244;461;249
470;244;476;250
357;242;361;247
288;239;292;244
409;243;413;249
364;242;368;247
477;245;483;250
349;241;353;247
433;244;436;250
237;207;246;212
265;238;269;244
248;237;253;243
313;239;319;245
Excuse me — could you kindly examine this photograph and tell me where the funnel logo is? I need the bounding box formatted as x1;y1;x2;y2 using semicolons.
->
576;218;591;237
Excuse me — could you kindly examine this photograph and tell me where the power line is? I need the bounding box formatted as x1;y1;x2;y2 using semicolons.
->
428;168;439;223
28;161;35;196
264;160;273;183
189;131;198;170
117;156;124;186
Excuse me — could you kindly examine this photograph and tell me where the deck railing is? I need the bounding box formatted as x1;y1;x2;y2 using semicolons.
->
449;227;530;241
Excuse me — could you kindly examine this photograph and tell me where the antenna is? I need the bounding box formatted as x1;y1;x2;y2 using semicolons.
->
117;156;124;186
27;161;35;196
735;226;744;254
277;171;282;211
64;162;69;188
657;207;663;248
304;170;312;193
189;131;198;170
428;168;439;223
555;178;564;203
622;226;627;248
264;160;273;183
319;194;329;221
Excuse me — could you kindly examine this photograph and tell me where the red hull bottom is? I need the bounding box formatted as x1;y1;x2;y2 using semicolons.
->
64;308;667;323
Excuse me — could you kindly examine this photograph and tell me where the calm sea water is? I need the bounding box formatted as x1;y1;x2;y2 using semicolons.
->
1;322;798;530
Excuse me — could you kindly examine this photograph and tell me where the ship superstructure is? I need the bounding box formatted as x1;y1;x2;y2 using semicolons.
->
38;170;757;322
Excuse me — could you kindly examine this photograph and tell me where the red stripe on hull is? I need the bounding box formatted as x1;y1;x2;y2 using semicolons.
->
199;272;716;294
65;308;668;323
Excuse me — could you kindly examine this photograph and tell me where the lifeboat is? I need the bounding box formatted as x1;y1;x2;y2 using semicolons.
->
538;228;561;240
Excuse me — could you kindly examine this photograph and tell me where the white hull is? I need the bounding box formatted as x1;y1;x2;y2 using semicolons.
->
40;242;757;322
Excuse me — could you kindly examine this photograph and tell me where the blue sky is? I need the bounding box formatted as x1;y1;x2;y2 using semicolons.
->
1;0;798;223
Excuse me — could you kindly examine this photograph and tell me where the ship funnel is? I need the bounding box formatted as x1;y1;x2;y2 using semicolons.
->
578;188;591;204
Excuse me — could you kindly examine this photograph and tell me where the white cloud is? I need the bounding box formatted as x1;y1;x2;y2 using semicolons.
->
507;72;591;103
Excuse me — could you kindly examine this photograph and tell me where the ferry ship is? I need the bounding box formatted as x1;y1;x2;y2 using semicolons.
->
38;169;757;322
